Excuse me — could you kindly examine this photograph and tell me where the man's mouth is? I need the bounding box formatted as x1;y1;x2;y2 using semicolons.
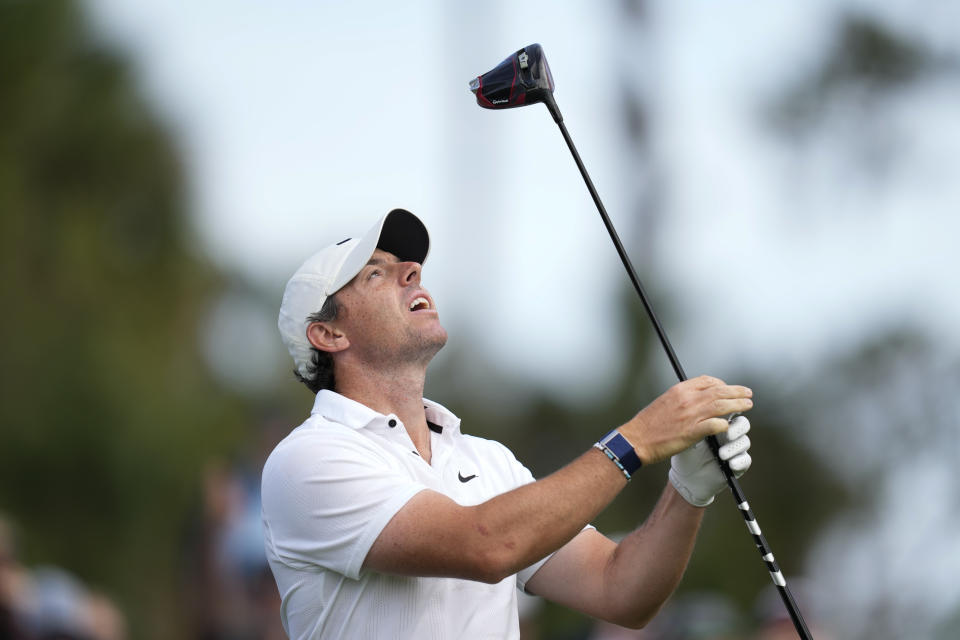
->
409;296;431;312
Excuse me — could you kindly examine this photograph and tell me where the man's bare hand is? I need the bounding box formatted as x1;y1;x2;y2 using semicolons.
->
619;375;753;465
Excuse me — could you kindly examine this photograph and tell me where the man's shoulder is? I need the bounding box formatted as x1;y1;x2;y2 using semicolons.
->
455;430;527;468
457;430;510;450
279;411;353;442
263;414;365;471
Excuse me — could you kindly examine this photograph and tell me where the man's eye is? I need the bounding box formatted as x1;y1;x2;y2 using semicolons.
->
368;269;383;279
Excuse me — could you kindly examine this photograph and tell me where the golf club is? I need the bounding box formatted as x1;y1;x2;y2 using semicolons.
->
470;44;813;640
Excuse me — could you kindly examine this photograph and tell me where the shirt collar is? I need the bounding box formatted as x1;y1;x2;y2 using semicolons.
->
422;398;461;434
312;390;462;434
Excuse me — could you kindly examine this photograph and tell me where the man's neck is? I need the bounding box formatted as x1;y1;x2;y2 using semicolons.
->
335;361;433;461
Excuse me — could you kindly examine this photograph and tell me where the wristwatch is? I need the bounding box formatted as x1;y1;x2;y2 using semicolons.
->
595;429;642;480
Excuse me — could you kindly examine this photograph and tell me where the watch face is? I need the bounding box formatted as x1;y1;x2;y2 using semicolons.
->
603;432;630;456
602;432;642;474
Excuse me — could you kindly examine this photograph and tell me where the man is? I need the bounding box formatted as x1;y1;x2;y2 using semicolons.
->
262;209;753;639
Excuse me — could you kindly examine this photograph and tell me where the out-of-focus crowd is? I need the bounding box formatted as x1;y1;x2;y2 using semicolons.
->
180;419;287;640
0;418;288;640
0;515;125;640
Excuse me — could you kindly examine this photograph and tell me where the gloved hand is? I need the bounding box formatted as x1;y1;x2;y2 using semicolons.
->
668;415;752;507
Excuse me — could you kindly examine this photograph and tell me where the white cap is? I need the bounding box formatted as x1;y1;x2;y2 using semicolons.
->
278;209;430;377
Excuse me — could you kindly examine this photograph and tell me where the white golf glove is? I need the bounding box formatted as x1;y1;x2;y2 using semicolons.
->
668;415;752;507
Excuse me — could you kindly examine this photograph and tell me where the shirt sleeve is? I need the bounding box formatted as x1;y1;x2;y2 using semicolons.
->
261;425;428;580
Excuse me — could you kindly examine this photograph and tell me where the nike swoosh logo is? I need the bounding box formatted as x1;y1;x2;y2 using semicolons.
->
458;472;478;483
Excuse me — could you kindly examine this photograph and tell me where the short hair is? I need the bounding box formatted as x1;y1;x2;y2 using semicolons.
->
294;293;341;393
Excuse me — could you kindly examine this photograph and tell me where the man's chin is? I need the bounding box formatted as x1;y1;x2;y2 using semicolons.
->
424;328;448;358
404;325;447;364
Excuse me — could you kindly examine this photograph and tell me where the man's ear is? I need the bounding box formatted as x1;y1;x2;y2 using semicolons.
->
306;322;349;353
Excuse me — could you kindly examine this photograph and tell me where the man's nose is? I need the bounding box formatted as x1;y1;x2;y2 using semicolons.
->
399;261;421;285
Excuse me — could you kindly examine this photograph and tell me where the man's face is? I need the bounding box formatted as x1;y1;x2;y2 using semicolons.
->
333;248;447;367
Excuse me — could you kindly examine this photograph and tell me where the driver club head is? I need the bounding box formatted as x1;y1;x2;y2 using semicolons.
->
469;43;561;122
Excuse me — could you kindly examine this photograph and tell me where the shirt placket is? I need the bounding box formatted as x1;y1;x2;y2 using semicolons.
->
374;415;448;481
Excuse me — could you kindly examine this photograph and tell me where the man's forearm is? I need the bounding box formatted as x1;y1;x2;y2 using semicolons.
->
601;483;704;628
478;376;749;578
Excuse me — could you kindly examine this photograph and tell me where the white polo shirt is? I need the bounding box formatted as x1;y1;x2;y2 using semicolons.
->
261;390;551;639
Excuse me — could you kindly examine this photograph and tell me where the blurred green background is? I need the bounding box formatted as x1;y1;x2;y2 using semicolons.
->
2;1;959;639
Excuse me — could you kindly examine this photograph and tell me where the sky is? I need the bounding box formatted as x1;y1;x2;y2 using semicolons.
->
79;0;960;635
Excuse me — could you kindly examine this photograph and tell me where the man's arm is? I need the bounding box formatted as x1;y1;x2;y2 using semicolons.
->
524;483;703;629
362;375;751;584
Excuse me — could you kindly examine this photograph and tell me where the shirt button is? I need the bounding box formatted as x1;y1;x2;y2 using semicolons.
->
388;419;397;428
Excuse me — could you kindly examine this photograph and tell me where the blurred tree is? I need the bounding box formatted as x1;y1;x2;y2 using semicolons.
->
798;329;960;640
770;13;942;136
0;0;245;636
767;12;960;188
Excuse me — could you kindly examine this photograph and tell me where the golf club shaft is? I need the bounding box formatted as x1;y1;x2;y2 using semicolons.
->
552;113;813;640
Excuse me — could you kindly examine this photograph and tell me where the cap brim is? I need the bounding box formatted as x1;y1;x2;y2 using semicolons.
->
377;208;429;264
